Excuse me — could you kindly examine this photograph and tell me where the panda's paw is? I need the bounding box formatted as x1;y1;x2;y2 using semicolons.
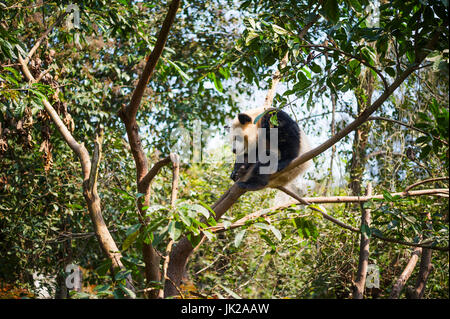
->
237;181;266;191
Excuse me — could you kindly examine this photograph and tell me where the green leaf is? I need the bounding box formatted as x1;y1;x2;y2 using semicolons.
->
191;204;211;219
385;67;396;77
212;73;223;93
114;269;132;281
361;224;372;237
310;63;322;73
269;113;278;126
198;201;216;218
126;223;141;236
94;284;113;295
167;59;191;82
272;24;289;35
382;190;394;202
234;229;246;248
254;222;271;230
203;229;216;241
119;283;136;299
253;109;269;124
245;31;259;45
420;145;432;159
415;136;429;145
218;284;242;299
122;228;139;251
260;234;276;251
178;212;192;227
96;259;112;276
348;0;363;13
269;225;282;241
323;0;339;23
168;221;183;241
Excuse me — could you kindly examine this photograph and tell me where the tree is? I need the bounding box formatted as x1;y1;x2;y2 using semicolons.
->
1;0;448;299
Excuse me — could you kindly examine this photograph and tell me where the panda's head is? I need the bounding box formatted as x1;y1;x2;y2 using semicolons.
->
230;107;267;155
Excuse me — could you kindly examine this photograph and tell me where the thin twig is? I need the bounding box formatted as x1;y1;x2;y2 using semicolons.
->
368;116;449;146
298;44;389;90
405;177;449;193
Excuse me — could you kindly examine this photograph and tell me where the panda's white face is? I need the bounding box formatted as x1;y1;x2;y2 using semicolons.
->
230;108;266;156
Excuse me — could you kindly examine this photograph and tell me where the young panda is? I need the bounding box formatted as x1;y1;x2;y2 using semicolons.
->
230;107;312;190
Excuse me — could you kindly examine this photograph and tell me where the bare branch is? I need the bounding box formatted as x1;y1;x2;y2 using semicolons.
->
22;10;69;66
209;187;448;252
170;153;180;207
368;116;449;146
120;0;181;120
139;156;172;191
353;183;372;299
405;177;449;193
88;127;104;193
390;247;422;298
299;44;389;90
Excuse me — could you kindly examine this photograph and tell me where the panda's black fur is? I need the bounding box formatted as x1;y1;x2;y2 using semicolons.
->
230;108;306;191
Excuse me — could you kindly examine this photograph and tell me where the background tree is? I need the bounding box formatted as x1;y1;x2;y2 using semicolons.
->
0;0;448;299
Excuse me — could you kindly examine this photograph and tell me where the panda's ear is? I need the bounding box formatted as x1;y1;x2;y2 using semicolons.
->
238;113;252;125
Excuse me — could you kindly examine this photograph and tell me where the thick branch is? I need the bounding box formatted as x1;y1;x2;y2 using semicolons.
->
17;46;130;290
118;1;180;296
139;156;172;191
353;183;372;299
121;0;181;120
170;153;180;207
407;212;434;299
390;247;422;298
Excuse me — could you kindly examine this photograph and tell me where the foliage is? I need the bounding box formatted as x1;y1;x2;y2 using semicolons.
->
0;0;448;299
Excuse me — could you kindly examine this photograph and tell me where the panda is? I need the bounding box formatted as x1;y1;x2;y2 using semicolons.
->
230;107;312;191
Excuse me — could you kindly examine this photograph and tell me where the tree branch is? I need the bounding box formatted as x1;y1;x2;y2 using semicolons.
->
138;156;172;191
170;153;180;207
368;116;449;146
21;10;69;66
116;1;181;296
17;43;132;292
120;0;181;120
353;183;372;299
270;29;442;185
298;43;389;90
405;177;449;193
209;187;449;252
390;247;422;298
88;127;104;193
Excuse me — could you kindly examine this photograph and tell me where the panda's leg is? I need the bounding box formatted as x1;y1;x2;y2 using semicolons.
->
237;162;270;190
